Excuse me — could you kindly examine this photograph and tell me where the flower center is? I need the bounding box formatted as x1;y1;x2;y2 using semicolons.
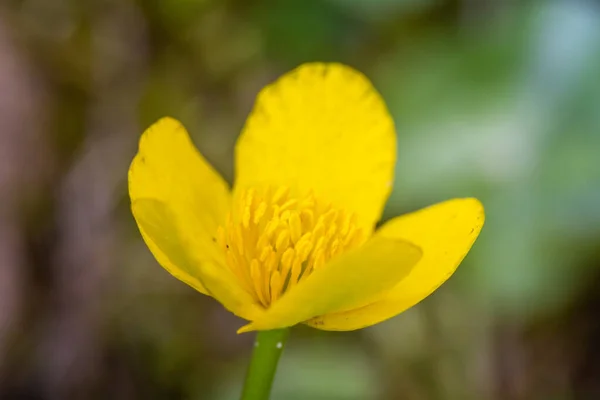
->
216;187;364;307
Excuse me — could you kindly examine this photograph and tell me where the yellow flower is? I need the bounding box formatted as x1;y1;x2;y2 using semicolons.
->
128;63;484;333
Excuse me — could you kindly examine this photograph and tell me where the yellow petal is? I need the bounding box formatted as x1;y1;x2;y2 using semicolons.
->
129;117;229;295
235;62;396;233
305;198;485;330
132;200;262;321
237;236;422;333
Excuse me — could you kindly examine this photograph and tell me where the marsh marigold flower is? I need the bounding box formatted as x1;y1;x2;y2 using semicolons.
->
128;63;484;333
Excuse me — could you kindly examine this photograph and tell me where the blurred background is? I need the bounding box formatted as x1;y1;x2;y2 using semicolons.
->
1;0;600;399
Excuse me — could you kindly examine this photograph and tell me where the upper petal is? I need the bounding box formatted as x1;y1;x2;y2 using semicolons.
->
234;63;396;233
129;117;260;319
237;236;421;333
305;198;485;330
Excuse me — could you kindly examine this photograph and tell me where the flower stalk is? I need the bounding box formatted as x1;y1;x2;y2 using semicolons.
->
240;328;290;400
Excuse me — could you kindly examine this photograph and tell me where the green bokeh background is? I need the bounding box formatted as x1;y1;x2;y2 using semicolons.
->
1;0;599;399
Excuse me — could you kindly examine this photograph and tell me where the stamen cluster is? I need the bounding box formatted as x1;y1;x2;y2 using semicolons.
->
217;187;364;307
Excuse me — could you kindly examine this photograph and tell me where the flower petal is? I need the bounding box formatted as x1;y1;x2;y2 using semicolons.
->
129;117;237;299
237;236;421;333
305;198;485;330
235;62;396;233
132;199;262;321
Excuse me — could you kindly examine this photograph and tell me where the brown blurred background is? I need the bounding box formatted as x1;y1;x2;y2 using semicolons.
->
1;0;600;399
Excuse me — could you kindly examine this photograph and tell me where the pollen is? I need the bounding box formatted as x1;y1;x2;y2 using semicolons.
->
216;187;365;307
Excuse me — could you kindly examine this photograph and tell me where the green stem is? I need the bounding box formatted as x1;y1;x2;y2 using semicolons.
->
240;328;290;400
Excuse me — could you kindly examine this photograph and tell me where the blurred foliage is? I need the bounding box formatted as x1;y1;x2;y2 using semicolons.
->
1;0;600;399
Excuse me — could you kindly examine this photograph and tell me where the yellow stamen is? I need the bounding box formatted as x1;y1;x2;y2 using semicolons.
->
275;230;290;251
289;212;302;243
